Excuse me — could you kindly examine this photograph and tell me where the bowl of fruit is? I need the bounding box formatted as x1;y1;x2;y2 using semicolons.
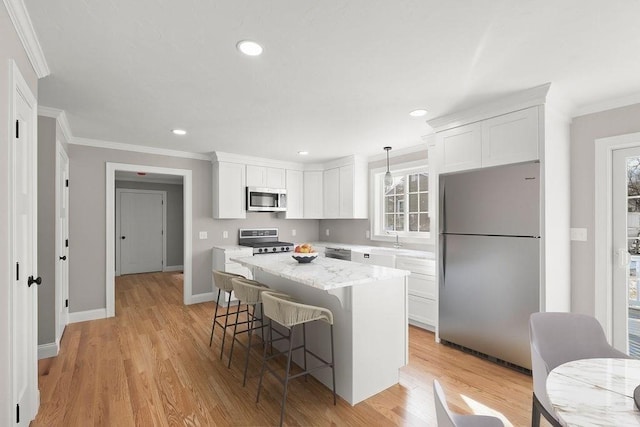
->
292;243;318;263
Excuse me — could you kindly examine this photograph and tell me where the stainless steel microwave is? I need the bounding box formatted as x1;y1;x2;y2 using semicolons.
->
246;187;287;212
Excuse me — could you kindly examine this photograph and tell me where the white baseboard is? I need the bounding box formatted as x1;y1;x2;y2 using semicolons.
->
189;292;215;304
69;308;107;323
163;265;184;272
38;342;59;359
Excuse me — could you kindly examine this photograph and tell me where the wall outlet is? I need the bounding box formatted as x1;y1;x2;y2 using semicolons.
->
222;230;229;239
365;230;370;239
199;231;208;240
325;229;330;236
292;229;297;237
570;228;587;241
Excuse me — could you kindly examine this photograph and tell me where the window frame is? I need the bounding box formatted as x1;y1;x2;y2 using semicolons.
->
369;159;433;244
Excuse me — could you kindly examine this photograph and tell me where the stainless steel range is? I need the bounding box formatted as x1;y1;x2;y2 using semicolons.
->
238;228;294;254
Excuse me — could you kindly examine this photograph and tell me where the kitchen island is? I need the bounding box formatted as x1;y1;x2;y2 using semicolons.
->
231;253;410;405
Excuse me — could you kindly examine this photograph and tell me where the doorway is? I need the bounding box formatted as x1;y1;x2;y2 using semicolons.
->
55;141;69;347
105;163;193;317
116;189;166;275
612;146;640;356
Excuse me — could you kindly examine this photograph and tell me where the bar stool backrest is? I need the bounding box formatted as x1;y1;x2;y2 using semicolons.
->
231;277;268;304
261;291;333;328
212;270;243;292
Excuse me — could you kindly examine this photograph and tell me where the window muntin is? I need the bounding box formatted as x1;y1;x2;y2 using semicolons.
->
381;170;429;235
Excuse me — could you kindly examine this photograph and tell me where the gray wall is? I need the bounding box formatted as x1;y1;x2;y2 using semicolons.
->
37;116;57;345
570;103;640;315
0;4;39;423
320;150;434;251
68;144;320;313
115;181;184;267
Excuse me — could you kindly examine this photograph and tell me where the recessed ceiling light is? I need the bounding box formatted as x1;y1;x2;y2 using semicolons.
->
298;151;309;155
237;40;263;56
409;109;428;117
172;129;187;135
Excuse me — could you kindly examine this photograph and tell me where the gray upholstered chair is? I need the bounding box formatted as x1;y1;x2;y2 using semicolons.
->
529;312;630;427
433;380;504;427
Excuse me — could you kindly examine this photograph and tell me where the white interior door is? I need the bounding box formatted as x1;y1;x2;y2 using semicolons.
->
118;190;165;275
612;146;640;355
55;143;69;343
11;63;39;425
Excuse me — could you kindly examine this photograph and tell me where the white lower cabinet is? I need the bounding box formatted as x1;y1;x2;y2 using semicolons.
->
397;256;436;331
212;247;253;306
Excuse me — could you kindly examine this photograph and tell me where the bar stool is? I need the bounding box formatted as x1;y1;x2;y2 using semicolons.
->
256;291;336;427
210;270;249;360
229;277;272;385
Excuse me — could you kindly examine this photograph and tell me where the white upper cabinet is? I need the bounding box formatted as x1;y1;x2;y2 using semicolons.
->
246;165;286;188
436;106;540;174
323;167;340;218
323;157;368;219
282;169;304;219
438;122;482;173
303;170;324;218
212;161;246;219
482;106;539;168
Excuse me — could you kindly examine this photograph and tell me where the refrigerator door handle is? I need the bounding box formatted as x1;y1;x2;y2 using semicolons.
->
440;234;446;283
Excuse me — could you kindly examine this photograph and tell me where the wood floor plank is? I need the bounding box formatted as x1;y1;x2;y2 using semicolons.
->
33;271;537;426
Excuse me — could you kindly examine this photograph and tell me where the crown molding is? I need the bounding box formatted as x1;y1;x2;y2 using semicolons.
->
38;105;73;144
367;142;429;162
72;137;211;161
572;91;640;118
3;0;50;78
211;151;304;170
428;83;552;132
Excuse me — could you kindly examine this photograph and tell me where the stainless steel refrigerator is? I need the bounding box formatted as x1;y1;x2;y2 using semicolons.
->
439;162;540;370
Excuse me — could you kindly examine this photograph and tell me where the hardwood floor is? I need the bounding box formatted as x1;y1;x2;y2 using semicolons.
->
34;272;536;426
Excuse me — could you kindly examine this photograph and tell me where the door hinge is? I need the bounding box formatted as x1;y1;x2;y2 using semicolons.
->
65;239;69;248
65;179;69;188
16;262;19;281
16;403;19;423
15;120;19;139
65;299;69;308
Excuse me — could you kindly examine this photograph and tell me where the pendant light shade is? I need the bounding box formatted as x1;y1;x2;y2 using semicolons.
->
384;146;393;188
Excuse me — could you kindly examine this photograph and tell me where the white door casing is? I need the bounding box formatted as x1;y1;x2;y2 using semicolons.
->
116;189;166;275
595;132;640;348
106;163;192;317
9;60;39;425
55;141;69;345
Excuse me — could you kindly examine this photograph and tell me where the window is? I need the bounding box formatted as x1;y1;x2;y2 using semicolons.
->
371;162;431;242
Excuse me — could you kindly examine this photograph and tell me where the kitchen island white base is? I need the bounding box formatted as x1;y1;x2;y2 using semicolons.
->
251;269;408;406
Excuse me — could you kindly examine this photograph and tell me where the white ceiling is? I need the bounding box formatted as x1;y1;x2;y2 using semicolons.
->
24;0;640;163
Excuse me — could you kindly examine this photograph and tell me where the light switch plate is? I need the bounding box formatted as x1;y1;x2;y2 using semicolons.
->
222;231;228;239
570;228;587;241
325;229;330;236
292;229;296;236
365;230;370;239
199;231;208;240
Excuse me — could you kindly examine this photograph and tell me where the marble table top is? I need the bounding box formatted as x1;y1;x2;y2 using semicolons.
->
231;252;409;291
547;358;640;426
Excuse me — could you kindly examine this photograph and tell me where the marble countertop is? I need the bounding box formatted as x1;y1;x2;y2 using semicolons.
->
309;242;435;260
211;245;253;251
547;358;640;426
231;252;410;291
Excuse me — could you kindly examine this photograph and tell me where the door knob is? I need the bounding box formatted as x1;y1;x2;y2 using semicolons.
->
121;236;126;240
27;276;42;287
59;255;67;261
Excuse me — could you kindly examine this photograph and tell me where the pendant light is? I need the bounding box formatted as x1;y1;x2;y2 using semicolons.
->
384;146;393;188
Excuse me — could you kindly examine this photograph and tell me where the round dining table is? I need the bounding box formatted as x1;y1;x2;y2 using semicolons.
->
547;358;640;426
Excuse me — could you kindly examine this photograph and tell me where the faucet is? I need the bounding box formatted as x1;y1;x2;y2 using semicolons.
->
387;231;402;249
